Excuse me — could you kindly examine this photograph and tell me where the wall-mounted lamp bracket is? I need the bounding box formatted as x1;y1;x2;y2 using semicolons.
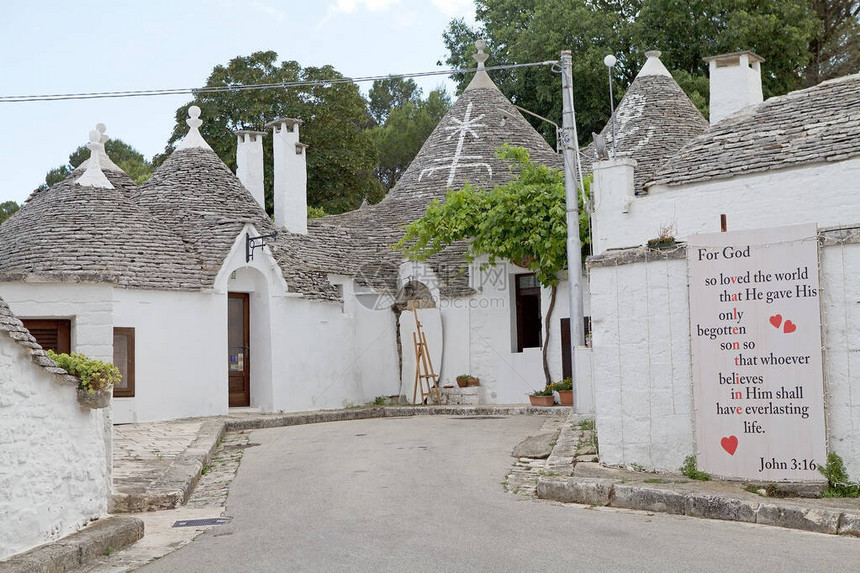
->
246;231;278;263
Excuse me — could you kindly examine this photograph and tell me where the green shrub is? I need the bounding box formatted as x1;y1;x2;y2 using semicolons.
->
47;350;121;394
819;453;860;497
680;455;711;481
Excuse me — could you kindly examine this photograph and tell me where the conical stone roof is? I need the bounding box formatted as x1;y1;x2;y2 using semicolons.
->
134;109;339;298
583;51;709;193
299;45;561;297
0;152;205;290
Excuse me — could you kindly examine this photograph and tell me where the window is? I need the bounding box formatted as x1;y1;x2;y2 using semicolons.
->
515;274;542;352
113;328;135;398
21;319;71;354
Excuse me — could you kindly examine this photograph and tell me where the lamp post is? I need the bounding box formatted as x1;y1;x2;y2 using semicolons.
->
560;50;585;411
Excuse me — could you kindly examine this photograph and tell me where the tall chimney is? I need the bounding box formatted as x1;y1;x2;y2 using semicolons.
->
265;118;308;234
704;51;765;125
234;130;266;208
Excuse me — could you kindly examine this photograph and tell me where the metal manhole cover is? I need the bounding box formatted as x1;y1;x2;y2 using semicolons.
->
172;517;232;528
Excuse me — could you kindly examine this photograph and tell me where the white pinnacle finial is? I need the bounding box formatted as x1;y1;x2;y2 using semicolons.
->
177;105;213;150
75;127;114;189
636;49;672;78
78;122;121;172
473;40;489;69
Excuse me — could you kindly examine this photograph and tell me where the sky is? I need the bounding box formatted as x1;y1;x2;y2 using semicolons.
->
0;0;476;204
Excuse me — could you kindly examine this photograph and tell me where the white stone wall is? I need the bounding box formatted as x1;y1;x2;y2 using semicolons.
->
590;240;860;476
0;330;109;559
589;256;694;469
1;283;115;361
820;241;860;477
592;157;860;255
113;289;225;423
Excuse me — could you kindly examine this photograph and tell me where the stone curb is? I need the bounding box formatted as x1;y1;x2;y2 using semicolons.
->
113;405;570;513
0;516;143;573
111;420;225;513
536;476;860;537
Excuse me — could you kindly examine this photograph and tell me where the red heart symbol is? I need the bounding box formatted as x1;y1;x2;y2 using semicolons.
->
784;320;797;334
721;435;738;456
769;314;782;328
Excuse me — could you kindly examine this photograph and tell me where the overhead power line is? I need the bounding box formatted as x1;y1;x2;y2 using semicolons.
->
0;61;558;103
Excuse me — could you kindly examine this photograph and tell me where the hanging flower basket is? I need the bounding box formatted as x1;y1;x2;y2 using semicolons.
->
77;388;111;409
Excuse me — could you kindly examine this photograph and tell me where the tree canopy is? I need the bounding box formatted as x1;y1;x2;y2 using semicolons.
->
161;51;384;215
42;139;155;189
0;201;19;225
368;79;451;190
442;0;828;143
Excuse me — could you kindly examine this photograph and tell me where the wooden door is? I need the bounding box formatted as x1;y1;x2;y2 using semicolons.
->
228;293;250;407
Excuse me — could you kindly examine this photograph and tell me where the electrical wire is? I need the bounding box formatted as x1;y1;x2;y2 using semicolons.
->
0;61;559;103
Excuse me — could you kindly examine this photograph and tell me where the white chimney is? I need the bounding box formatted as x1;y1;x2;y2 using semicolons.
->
704;51;765;125
590;157;636;256
234;130;266;208
265;117;308;235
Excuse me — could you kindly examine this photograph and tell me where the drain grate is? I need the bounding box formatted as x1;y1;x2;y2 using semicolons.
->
172;517;232;528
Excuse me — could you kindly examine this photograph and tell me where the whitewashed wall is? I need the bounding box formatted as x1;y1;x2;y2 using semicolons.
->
0;282;114;362
590;238;860;476
592;157;860;255
589;254;694;470
0;323;109;559
820;239;860;477
113;289;225;423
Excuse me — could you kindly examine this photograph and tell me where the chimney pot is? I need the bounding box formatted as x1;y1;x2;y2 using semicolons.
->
234;130;267;208
704;51;765;125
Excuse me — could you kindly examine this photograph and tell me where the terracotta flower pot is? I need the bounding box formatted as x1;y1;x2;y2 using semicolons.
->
467;377;480;387
457;379;469;388
529;394;555;407
557;390;573;406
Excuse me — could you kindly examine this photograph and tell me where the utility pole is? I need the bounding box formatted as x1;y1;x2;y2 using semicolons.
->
560;50;585;410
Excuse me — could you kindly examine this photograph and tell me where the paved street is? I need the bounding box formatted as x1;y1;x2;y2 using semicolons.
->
139;416;860;572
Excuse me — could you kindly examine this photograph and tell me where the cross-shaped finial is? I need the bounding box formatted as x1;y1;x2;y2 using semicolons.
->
473;40;489;69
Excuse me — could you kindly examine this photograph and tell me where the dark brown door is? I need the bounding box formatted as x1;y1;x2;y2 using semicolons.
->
228;293;250;407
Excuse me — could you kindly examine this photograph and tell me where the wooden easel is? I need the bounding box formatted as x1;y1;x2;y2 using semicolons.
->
411;307;441;405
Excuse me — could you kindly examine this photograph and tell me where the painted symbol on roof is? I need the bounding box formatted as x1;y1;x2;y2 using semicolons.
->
419;102;492;187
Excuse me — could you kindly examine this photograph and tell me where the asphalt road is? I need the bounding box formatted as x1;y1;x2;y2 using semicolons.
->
140;415;860;572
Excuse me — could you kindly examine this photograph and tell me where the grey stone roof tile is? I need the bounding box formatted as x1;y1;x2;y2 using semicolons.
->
648;73;860;188
582;74;709;193
135;146;340;300
0;169;207;290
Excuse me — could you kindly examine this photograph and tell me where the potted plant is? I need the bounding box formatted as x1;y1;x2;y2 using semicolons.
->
647;222;677;249
528;386;555;407
553;378;573;406
47;350;121;409
456;374;480;388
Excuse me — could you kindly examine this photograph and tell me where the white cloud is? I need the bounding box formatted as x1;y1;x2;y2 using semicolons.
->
318;0;402;28
250;0;286;21
430;0;474;19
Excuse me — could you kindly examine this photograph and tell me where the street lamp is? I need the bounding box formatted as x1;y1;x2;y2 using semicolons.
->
604;54;617;157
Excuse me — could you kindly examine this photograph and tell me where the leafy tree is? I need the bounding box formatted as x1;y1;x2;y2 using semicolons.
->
636;0;818;97
804;0;860;86
161;51;383;215
0;201;19;224
442;0;820;138
42;139;155;189
368;77;422;125
370;88;451;190
397;145;590;385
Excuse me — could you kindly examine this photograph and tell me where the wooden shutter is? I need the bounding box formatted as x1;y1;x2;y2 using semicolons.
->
21;319;71;354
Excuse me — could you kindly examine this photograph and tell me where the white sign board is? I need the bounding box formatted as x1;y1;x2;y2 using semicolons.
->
688;224;825;481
